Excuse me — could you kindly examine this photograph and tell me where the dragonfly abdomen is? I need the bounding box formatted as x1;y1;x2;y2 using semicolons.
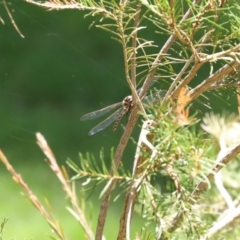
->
113;96;133;131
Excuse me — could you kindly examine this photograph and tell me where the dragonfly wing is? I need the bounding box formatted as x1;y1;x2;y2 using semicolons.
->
81;77;160;121
81;102;122;121
142;90;166;104
88;107;125;135
136;76;159;95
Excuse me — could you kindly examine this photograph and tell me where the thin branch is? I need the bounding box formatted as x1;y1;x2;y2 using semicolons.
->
202;204;240;239
72;169;132;181
171;62;203;99
145;183;163;239
139;0;203;100
199;44;240;63
191;144;240;204
165;143;240;234
0;150;66;240
117;5;146;116
95;106;139;240
26;0;115;19
163;54;195;103
188;61;240;101
164;0;227;101
36;133;94;240
118;119;182;239
165;28;215;102
117;120;154;240
0;15;4;25
208;81;240;90
214;171;234;210
120;0;128;8
3;0;24;38
130;2;142;89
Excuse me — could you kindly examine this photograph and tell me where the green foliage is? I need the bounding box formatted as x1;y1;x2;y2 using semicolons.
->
134;105;211;238
68;149;131;183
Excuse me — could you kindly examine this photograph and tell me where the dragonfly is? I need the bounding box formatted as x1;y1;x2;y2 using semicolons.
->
81;90;165;136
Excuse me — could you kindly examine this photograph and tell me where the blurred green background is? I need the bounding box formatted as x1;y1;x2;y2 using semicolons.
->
0;1;238;239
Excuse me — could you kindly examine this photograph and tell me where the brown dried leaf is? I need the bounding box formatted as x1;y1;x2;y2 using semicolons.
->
174;86;194;126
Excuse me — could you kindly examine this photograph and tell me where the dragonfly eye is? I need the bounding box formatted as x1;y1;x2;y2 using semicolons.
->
122;96;133;111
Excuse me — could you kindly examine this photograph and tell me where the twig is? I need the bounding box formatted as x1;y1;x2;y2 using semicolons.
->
117;120;154;240
117;5;146;116
3;0;24;38
200;197;240;240
199;44;240;63
118;119;183;239
95;107;139;240
36;133;94;240
165;0;227;101
171;62;203;99
214;171;234;210
140;0;202;100
202;204;240;239
188;61;240;101
208;81;240;90
145;183;163;240
191;144;240;204
130;2;142;89
0;150;66;240
163;54;195;102
26;0;115;18
169;31;212;100
165;143;240;233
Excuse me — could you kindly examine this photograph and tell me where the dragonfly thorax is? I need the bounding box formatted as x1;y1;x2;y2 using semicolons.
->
122;95;133;112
